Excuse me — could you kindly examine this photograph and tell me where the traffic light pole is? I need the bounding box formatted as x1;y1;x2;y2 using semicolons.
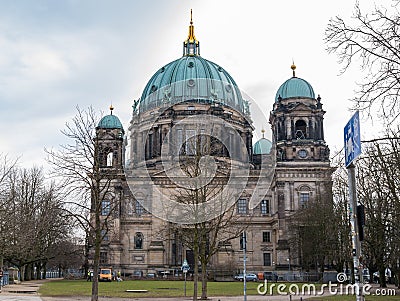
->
347;163;364;301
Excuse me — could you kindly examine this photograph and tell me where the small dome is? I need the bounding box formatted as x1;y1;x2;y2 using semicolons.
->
275;77;315;101
98;114;124;131
253;138;272;155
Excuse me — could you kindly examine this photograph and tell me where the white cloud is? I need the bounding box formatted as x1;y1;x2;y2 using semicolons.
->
0;0;394;168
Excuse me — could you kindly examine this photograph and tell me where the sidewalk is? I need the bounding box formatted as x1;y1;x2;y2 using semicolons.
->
0;278;44;301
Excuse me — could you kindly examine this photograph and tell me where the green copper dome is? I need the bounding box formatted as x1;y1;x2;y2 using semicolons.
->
253;138;272;155
275;65;315;101
98;114;124;132
139;56;245;114
275;77;315;101
137;14;247;115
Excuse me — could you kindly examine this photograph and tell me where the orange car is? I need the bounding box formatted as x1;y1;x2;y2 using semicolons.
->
99;268;112;281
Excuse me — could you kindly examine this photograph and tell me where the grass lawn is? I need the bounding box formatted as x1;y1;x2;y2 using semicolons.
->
40;280;398;299
39;279;265;298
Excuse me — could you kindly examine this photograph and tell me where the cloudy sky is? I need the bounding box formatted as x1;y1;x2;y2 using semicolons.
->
0;0;390;168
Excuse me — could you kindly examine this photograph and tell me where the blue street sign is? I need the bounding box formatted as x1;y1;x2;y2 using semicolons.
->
181;259;190;272
344;111;361;167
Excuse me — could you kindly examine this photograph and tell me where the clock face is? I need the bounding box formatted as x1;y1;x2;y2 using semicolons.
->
298;149;308;158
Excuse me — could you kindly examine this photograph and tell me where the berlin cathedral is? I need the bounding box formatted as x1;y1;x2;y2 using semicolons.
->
93;12;332;277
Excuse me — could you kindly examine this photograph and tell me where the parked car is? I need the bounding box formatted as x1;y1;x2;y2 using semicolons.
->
234;273;258;282
99;268;112;282
263;271;278;282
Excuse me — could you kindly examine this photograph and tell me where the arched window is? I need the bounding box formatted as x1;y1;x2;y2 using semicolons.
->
134;232;143;249
297;185;312;209
299;192;310;208
295;120;307;139
107;152;113;167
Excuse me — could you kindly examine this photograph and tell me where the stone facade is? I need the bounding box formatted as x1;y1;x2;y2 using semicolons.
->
92;19;333;277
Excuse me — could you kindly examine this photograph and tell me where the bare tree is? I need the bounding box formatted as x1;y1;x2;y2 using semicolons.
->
46;106;120;301
0;154;18;269
1;166;71;280
331;155;353;277
356;130;400;287
289;182;338;273
164;132;250;300
325;1;400;123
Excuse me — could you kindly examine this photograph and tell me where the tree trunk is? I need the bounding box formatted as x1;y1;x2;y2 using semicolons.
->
201;260;208;300
24;264;31;281
379;265;387;288
91;214;101;301
30;263;35;280
43;262;47;279
193;251;198;301
397;271;400;289
193;226;199;301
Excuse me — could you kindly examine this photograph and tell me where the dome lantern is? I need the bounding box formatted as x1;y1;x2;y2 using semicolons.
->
183;10;200;56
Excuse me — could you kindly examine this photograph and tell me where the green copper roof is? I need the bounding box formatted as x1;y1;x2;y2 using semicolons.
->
275;77;315;101
98;114;124;131
139;56;246;114
253;138;272;155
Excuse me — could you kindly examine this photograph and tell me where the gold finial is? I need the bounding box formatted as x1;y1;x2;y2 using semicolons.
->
261;128;265;138
291;61;296;77
187;9;196;42
110;104;114;115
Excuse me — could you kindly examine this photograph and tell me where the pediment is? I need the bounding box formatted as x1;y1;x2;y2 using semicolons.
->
286;102;313;112
99;133;117;140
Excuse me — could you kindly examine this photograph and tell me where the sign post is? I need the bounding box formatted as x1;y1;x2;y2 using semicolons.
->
181;259;190;297
344;111;364;301
242;231;247;301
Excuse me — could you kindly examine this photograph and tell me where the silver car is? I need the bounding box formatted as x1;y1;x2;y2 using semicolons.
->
234;273;258;281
